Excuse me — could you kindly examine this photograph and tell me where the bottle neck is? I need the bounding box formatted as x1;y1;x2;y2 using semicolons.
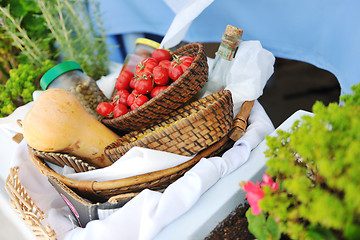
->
217;34;241;61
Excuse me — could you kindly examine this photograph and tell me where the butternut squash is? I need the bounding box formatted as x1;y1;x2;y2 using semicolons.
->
23;88;119;168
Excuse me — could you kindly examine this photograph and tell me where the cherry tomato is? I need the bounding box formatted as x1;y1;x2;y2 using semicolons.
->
115;70;134;91
129;77;136;89
115;75;130;91
179;56;195;72
168;60;183;81
131;94;149;110
150;85;168;98
134;76;154;94
127;89;140;106
119;70;134;81
113;103;129;118
180;56;195;64
158;60;171;71
96;102;113;118
135;57;158;76
112;89;129;105
151;49;171;62
153;66;169;86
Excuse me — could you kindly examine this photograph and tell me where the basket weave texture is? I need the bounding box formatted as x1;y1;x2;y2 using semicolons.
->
101;42;208;132
105;90;234;162
29;146;208;201
5;167;57;240
32;150;97;173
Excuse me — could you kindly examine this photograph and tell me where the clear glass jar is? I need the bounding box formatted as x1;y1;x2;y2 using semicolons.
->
120;38;160;73
40;61;109;120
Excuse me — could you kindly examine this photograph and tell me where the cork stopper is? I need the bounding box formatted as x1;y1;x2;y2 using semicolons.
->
224;25;243;38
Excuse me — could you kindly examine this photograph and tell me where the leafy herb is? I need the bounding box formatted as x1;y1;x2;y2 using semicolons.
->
245;83;360;240
35;0;109;80
0;60;54;117
0;0;109;117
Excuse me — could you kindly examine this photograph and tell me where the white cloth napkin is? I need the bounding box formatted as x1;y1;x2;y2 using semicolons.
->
225;40;275;110
9;99;274;240
160;0;214;49
64;147;192;182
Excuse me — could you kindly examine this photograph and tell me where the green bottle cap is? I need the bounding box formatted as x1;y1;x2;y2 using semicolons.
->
40;61;83;90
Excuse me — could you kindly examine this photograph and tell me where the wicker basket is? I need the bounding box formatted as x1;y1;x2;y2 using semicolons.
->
5;167;57;240
29;139;226;202
105;90;234;161
6;100;254;238
101;42;208;132
28;100;254;202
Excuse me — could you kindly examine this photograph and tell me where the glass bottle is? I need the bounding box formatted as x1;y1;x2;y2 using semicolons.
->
197;25;243;98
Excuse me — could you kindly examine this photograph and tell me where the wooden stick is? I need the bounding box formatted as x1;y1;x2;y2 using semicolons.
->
228;100;255;142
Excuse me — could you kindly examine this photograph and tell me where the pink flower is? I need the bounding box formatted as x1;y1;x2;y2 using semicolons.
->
243;181;264;215
261;173;280;191
241;174;279;215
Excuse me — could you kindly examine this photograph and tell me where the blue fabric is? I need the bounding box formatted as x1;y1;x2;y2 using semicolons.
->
98;0;360;95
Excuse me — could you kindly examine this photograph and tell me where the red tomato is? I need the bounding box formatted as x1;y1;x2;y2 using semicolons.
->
115;75;130;91
153;66;169;86
96;102;113;118
134;76;154;94
127;89;140;106
180;56;195;63
168;60;183;81
179;56;195;72
151;49;171;62
131;94;149;110
158;60;171;71
115;70;134;91
119;70;134;81
113;103;129;118
112;89;129;105
150;85;168;98
135;57;158;76
129;77;136;89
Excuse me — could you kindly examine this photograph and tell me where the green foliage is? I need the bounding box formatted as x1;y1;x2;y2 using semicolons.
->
254;84;360;240
35;0;109;80
246;209;281;240
0;60;54;117
0;0;53;67
0;0;109;117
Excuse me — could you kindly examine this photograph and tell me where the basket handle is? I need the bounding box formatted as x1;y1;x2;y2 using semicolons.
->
228;100;255;142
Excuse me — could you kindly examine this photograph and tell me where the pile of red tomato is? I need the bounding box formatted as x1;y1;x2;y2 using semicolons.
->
97;49;195;118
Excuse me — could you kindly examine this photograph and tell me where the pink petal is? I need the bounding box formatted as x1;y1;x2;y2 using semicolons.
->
271;182;280;191
261;173;274;187
251;204;262;215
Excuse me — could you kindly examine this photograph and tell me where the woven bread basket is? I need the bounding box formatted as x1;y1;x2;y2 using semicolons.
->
104;90;234;162
27;99;254;202
29;138;227;202
101;42;208;132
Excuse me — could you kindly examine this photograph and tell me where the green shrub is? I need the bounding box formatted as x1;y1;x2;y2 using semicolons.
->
0;0;109;117
243;84;360;240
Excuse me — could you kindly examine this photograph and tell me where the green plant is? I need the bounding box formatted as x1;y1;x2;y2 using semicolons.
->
35;0;109;80
0;0;109;117
0;60;54;117
0;0;54;81
242;83;360;240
